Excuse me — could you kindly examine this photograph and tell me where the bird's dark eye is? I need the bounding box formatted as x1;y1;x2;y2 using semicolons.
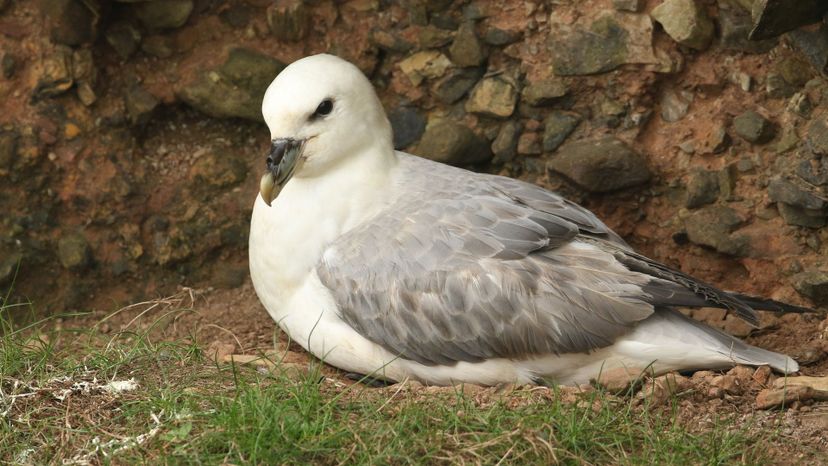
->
313;99;334;118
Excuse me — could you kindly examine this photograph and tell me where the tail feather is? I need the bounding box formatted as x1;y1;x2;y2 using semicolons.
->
659;309;799;374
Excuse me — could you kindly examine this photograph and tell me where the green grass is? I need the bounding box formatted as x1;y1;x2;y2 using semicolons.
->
0;293;789;465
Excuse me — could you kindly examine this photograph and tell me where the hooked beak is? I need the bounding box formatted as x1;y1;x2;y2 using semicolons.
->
259;138;304;206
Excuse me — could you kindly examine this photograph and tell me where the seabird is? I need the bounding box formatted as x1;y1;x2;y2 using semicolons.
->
249;54;804;386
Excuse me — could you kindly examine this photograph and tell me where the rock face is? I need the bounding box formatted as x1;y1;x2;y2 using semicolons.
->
131;0;194;31
542;112;580;152
399;51;453;86
389;106;426;150
768;178;827;228
6;0;828;327
415;120;491;166
433;67;483;104
491;121;520;162
449;22;485;67
465;77;517;118
685;169;719;208
58;232;92;270
521;80;569;107
42;0;99;46
267;0;309;42
178;48;285;122
551;15;629;76
549;137;651;192
733;110;775;144
684;206;749;256
792;271;828;306
651;0;715;50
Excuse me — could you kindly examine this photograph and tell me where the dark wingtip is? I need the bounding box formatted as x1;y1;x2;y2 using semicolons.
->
730;293;818;315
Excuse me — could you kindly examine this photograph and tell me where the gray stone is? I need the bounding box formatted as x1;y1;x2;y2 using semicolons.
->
465;77;517;119
797;156;828;186
777;203;827;228
32;47;73;100
58;232;91;270
660;89;692;122
685;169;719;208
774;128;799;154
613;0;644;12
542;111;580;152
125;84;159;126
521;80;569;107
768;178;826;211
219;3;253;28
388;106;426;150
717;4;777;54
789;23;828;75
418;25;454;48
551;15;629;76
748;0;828;40
42;0;99;46
415;120;491;166
792;271;828;306
432;67;483;104
733;110;775;144
483;27;521;46
449;22;486;67
267;0;308;42
218;48;286;99
774;57;814;90
492;121;520;163
651;0;714;50
461;2;488;20
2;53;15;79
549;136;650;192
131;0;193;30
370;29;413;53
807;118;828;155
105;22;141;60
0;130;18;170
178;48;285;122
684;206;749;256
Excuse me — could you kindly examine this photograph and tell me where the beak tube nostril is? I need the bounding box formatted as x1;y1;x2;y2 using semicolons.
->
260;137;304;206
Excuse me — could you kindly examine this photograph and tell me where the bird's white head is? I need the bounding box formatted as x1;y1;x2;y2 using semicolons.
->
258;54;393;205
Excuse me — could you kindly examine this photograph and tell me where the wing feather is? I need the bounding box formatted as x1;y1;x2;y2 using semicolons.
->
315;155;763;366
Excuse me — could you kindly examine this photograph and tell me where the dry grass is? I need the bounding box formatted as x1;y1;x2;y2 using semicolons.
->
1;290;822;465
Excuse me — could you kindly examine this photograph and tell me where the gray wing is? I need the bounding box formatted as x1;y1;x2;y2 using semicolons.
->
318;193;654;366
317;158;759;366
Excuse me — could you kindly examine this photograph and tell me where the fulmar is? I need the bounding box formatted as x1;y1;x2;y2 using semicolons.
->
249;54;805;386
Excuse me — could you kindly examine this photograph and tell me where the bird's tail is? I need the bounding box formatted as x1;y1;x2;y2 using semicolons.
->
653;308;799;374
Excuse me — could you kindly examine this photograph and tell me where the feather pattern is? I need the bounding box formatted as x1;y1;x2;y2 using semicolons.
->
315;155;764;366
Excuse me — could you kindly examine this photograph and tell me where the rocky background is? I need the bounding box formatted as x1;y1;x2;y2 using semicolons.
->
2;0;828;323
